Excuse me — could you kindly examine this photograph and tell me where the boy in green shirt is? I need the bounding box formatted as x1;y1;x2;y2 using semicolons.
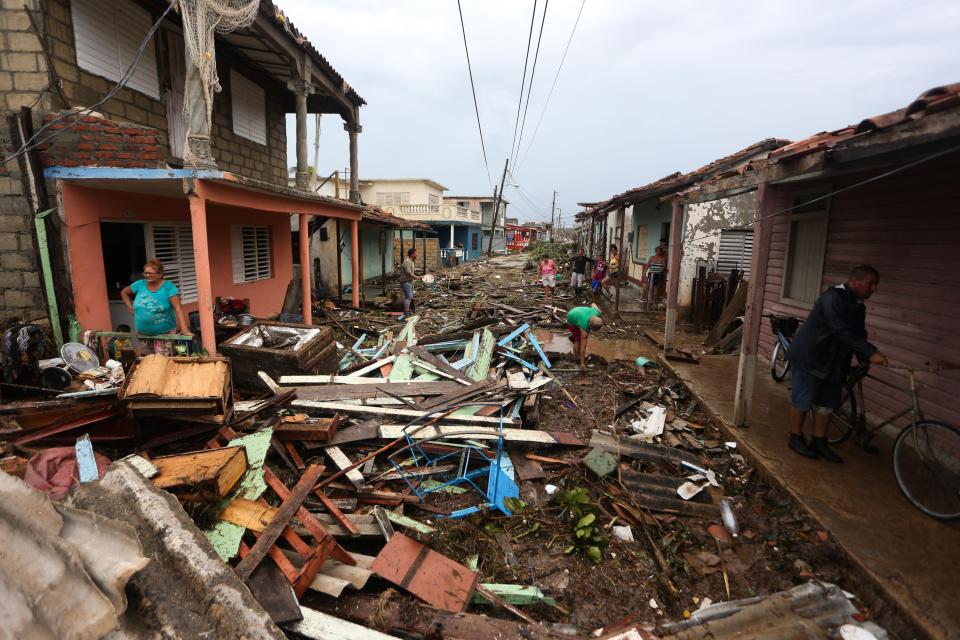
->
565;304;603;369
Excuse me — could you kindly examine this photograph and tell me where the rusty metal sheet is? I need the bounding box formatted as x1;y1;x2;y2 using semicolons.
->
371;533;478;613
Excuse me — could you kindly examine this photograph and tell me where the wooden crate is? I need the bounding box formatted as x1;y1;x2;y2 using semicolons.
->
119;355;232;420
151;446;248;501
219;322;336;391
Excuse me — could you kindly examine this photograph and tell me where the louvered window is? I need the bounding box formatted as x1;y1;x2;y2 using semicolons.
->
231;226;272;283
716;229;753;276
230;69;267;145
376;192;411;205
70;0;160;99
144;224;197;302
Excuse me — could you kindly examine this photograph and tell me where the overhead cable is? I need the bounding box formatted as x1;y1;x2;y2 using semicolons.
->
516;0;586;173
507;0;538;172
511;0;549;170
456;0;493;188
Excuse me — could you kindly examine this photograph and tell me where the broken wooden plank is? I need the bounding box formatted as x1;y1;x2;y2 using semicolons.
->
278;375;388;385
379;424;583;447
325;446;365;490
371;533;478;613
285;606;403;640
234;464;325;580
590;430;706;468
407;345;474;385
290;381;463;402
510;451;546;481
467;329;496;381
418;379;501;411
293;401;516;426
151;446;247;501
274;415;339;441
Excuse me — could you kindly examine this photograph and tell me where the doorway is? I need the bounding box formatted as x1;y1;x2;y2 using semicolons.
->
100;222;147;330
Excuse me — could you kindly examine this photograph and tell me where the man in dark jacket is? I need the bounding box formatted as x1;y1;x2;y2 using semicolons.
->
785;265;888;462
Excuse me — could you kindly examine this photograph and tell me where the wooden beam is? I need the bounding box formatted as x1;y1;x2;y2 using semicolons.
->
734;183;775;426
234;464;324;580
291;400;515;425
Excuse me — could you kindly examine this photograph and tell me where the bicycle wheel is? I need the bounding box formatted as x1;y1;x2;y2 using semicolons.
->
771;342;790;382
894;421;960;520
826;383;857;445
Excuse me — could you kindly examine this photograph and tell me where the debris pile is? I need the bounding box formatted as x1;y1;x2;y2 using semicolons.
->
0;255;900;639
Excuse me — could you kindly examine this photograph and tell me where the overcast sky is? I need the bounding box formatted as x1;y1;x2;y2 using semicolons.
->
282;0;960;225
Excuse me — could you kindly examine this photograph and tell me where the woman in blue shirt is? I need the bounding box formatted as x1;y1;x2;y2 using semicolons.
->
120;260;192;355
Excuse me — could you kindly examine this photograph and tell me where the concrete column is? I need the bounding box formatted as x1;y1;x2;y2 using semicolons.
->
188;193;216;354
663;200;685;351
299;213;312;325
344;120;362;203
734;183;775;426
294;82;310;190
350;218;360;307
450;224;455;248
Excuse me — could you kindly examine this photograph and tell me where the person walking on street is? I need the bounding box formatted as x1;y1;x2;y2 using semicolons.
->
566;304;603;370
539;256;558;301
785;265;888;462
570;249;593;299
399;248;420;319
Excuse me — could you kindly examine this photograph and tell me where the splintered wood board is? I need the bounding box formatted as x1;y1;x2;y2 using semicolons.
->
122;355;229;410
275;416;339;441
220;497;278;533
371;533;478;613
151;446;247;500
292;401;514;426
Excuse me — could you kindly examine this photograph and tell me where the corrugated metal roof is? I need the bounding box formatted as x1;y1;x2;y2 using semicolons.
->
577;138;790;220
260;0;365;107
769;82;960;163
363;206;433;230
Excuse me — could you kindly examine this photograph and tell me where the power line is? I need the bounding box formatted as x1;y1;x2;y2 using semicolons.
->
3;2;174;168
456;0;493;188
511;0;549;170
515;0;586;173
507;0;538;172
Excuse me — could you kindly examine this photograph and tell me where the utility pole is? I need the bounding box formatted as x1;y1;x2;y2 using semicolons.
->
549;190;556;242
488;158;509;256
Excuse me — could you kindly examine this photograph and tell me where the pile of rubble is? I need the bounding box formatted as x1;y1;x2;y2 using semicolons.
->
1;276;895;638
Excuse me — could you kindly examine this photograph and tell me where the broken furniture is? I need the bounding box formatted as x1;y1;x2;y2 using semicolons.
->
219;321;337;391
150;446;248;501
118;354;233;423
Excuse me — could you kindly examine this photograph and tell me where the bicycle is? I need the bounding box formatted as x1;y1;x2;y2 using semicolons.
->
767;314;800;382
826;361;960;521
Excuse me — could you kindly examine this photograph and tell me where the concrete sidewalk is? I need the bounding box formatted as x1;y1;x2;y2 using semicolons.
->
664;354;960;640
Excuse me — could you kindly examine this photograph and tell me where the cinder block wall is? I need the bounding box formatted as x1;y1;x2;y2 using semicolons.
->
0;0;47;321
393;236;441;271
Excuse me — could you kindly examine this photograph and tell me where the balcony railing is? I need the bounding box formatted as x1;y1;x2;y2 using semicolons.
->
387;203;481;223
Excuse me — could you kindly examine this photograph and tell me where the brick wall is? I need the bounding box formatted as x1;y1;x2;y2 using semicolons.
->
393;236;441;271
39;0;288;183
35;111;166;167
0;0;47;321
210;69;288;185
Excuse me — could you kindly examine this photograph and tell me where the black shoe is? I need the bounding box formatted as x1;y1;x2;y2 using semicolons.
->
788;434;817;459
811;436;843;463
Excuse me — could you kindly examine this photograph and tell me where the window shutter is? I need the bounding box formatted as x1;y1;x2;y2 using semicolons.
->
230;69;267;145
231;225;272;283
145;223;197;303
230;225;245;283
717;229;753;276
71;0;159;99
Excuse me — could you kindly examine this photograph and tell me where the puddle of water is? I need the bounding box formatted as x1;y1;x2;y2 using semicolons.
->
534;330;656;362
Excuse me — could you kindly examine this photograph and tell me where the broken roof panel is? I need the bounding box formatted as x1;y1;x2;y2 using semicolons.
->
578;138;790;219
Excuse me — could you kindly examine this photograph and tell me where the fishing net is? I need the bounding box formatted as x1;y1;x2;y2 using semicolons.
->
177;0;260;163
